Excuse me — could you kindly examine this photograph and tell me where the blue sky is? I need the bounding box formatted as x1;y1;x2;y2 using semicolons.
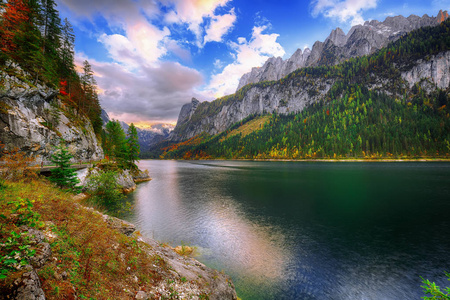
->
55;0;449;126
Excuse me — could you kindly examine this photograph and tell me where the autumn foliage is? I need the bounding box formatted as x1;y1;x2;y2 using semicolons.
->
0;0;29;56
0;141;38;181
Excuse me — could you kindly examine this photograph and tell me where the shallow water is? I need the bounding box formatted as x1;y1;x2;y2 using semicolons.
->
123;160;450;300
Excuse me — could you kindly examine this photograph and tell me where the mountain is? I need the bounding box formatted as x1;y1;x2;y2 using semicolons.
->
101;110;174;155
169;11;450;143
162;17;450;159
237;10;448;90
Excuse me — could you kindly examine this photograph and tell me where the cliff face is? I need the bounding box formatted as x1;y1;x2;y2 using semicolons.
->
236;10;449;90
0;64;103;162
171;50;450;142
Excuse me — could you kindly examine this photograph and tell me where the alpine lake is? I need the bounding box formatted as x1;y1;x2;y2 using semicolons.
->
118;160;450;300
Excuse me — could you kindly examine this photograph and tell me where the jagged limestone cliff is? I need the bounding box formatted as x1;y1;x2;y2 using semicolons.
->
236;10;449;90
171;48;450;142
0;63;103;161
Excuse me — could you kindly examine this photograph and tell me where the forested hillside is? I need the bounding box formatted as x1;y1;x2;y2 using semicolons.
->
0;0;102;135
160;20;450;160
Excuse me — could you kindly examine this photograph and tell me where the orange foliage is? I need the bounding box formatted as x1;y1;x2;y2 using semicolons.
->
0;0;30;55
0;141;37;181
162;135;205;152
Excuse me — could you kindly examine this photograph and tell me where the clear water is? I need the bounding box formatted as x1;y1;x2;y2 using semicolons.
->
123;160;450;300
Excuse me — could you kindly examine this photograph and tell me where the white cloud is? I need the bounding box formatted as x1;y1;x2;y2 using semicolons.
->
204;25;285;98
310;0;378;26
204;8;236;44
162;0;234;45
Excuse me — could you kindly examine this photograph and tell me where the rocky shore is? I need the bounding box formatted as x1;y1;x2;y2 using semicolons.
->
4;199;237;300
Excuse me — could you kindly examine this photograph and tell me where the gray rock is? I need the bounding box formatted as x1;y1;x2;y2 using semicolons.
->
135;291;148;299
0;66;104;162
137;235;238;300
28;242;52;269
236;10;448;90
401;51;450;90
105;216;136;236
20;227;45;244
8;266;46;300
115;169;137;192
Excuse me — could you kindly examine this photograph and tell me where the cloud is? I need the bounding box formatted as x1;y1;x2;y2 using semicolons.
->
76;54;204;124
162;0;234;45
204;25;285;98
204;8;236;44
310;0;378;26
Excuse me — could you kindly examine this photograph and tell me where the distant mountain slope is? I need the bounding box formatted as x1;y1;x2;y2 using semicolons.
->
237;10;449;90
169;17;450;143
101;110;174;155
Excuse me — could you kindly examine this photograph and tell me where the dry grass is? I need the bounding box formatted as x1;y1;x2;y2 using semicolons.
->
0;178;169;299
220;115;270;142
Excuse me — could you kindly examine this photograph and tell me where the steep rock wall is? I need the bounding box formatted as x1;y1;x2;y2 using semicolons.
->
172;50;450;142
0;66;104;162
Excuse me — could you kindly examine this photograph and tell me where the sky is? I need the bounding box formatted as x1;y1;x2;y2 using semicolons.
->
55;0;449;126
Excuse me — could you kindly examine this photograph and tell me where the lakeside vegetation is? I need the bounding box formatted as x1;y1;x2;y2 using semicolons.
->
0;178;170;299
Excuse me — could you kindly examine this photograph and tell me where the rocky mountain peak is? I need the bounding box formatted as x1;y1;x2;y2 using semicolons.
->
236;10;447;91
437;10;449;23
326;27;347;47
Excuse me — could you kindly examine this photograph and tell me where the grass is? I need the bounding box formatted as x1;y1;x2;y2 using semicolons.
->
0;178;169;299
220;115;271;142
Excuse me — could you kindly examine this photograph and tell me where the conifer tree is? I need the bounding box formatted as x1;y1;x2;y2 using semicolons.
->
49;142;80;192
127;123;140;169
105;120;128;167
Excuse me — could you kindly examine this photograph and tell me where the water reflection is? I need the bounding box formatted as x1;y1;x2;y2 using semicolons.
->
128;161;291;288
123;160;450;300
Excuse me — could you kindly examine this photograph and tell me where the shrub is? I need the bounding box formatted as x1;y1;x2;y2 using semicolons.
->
84;170;126;213
0;142;38;182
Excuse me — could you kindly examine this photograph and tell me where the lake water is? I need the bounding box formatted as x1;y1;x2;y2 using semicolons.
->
123;160;450;300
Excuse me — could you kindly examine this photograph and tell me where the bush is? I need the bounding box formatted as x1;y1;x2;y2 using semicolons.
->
0;142;37;182
84;170;126;213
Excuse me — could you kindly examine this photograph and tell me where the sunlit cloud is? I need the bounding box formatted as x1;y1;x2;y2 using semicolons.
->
204;8;237;44
203;25;285;98
162;0;234;45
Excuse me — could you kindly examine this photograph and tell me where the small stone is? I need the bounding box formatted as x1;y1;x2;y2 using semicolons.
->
61;271;68;280
135;291;148;299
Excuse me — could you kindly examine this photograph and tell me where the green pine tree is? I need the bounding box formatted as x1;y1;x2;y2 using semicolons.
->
127;123;140;170
105;120;128;167
49;142;80;192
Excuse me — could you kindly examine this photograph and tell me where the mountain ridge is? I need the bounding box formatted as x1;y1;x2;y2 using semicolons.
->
168;17;450;143
236;10;449;90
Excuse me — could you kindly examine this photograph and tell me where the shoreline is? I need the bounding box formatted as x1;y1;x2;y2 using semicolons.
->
146;158;450;162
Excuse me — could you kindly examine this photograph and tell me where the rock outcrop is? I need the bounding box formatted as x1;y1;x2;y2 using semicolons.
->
0;63;104;162
135;235;237;300
236;10;449;90
4;227;52;300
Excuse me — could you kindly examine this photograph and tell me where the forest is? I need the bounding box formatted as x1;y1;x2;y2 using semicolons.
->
0;0;102;135
160;20;450;160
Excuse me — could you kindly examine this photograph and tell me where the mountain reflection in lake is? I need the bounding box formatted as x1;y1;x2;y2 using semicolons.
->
122;160;450;300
